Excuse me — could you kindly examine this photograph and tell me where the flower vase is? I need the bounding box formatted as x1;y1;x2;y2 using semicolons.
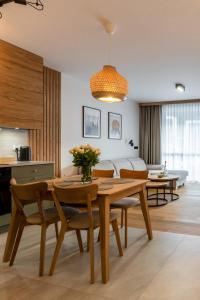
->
81;165;92;184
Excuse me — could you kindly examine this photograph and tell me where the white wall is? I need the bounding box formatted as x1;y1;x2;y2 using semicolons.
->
61;73;139;176
0;128;28;158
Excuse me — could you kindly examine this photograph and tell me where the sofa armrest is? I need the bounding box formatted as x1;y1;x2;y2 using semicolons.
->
147;164;164;170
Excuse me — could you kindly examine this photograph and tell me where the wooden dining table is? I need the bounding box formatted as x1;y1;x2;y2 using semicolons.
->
3;177;153;284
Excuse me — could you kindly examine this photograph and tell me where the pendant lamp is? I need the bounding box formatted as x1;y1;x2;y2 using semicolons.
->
90;20;128;103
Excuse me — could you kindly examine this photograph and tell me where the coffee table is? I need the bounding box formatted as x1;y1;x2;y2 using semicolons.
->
148;174;180;201
146;181;168;206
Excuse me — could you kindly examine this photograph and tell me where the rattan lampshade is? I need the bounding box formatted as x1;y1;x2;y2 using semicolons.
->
90;65;128;103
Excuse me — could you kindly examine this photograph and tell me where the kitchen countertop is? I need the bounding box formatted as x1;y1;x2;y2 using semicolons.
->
0;161;54;168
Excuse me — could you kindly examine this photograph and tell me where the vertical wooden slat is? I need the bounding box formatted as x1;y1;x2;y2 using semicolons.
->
55;73;59;176
46;68;50;162
29;66;61;177
49;70;53;161
43;67;47;162
52;72;55;168
57;72;61;176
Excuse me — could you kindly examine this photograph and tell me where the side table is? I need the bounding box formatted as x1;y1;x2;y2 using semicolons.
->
146;181;168;206
148;174;180;202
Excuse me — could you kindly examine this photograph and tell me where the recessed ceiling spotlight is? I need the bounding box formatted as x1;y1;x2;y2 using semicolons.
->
15;127;19;130
175;83;185;93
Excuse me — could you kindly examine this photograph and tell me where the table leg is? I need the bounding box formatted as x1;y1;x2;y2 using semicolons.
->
139;186;153;240
3;204;20;262
99;196;110;284
170;181;173;201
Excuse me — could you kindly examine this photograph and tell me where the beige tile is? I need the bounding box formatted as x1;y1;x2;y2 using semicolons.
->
0;275;111;300
1;226;199;300
41;230;183;300
137;235;200;300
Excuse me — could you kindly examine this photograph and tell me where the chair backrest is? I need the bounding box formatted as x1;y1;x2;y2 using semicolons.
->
10;179;48;220
53;183;98;225
92;169;114;178
120;169;148;179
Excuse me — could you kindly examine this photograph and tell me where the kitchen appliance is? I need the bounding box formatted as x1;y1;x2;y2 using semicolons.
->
0;167;11;216
15;146;32;161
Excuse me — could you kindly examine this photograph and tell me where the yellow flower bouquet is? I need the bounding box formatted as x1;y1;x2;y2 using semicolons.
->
69;144;101;183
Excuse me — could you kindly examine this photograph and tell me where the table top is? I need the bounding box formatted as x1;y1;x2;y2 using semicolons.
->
148;174;179;181
47;176;148;196
146;181;168;188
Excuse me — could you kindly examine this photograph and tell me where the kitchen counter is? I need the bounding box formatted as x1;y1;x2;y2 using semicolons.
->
0;161;54;168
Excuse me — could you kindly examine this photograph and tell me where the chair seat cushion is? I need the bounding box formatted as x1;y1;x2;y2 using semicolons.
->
68;210;119;230
26;206;80;225
111;197;139;208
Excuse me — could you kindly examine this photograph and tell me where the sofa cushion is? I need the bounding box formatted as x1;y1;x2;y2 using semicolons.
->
128;158;147;171
94;160;116;174
112;159;133;176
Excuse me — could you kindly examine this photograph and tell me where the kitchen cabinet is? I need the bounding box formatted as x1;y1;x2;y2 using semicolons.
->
0;162;54;228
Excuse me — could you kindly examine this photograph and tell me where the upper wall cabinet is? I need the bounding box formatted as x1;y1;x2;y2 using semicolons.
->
0;40;43;129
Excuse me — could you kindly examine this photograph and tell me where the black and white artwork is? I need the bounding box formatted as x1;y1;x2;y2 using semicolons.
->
108;112;122;140
83;106;101;138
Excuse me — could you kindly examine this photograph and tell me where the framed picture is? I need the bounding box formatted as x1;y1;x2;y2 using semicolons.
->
82;106;101;138
108;112;122;140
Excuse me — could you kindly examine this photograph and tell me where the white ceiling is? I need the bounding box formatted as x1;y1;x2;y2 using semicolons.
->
1;0;200;102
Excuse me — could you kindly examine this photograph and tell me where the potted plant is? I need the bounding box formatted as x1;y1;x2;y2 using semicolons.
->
69;144;101;183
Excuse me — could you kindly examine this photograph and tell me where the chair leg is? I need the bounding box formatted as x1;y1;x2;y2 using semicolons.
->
49;224;66;276
54;222;59;240
124;208;128;248
88;228;95;284
76;230;83;253
87;230;89;252
9;221;25;266
97;228;100;242
121;209;124;228
111;219;123;257
39;224;47;276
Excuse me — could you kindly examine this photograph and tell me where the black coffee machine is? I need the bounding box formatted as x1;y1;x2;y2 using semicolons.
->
15;146;32;161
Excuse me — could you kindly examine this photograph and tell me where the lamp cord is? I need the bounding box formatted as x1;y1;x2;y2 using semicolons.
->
0;0;44;18
27;0;43;10
107;32;112;65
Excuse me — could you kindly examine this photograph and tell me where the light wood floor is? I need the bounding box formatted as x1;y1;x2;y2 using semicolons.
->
128;182;200;236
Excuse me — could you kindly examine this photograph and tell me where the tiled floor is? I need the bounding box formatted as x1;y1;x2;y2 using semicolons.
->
1;226;200;300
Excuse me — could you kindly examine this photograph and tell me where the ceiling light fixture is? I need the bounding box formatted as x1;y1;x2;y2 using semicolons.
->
90;19;128;103
0;0;44;19
175;83;185;93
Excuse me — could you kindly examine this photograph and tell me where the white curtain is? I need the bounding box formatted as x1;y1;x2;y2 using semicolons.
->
162;103;200;182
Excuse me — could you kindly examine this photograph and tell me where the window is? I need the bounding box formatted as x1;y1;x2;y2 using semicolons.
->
162;103;200;181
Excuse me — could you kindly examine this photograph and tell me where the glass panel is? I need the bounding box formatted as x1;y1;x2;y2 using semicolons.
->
162;103;200;181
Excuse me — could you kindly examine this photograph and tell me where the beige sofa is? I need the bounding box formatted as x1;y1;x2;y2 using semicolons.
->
94;157;188;188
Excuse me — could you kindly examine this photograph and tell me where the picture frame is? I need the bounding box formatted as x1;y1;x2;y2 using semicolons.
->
82;106;101;138
108;112;122;140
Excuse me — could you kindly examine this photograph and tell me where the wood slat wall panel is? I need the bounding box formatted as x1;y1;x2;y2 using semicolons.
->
0;40;43;129
29;67;61;177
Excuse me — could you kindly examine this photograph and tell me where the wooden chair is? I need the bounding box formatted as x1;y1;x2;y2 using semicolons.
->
111;169;148;248
49;183;123;283
92;169;114;178
9;179;80;276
